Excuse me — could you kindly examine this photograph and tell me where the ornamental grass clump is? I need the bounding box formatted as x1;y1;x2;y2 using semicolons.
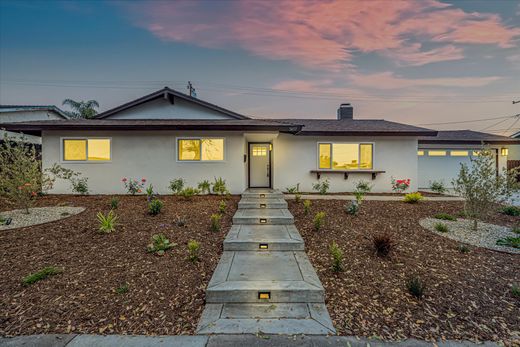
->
429;180;447;194
148;198;164;216
313;212;326;231
210;213;221;232
403;192;424;203
219;200;227;214
434;222;448;233
212;177;228;195
110;197;119;209
373;232;395;257
303;200;311;215
147;234;175;255
187;240;200;262
22;266;61;286
496;236;520;249
97;210;118;233
197;180;211;194
329;241;343;272
178;187;200;200
434;213;457;221
407;276;425;299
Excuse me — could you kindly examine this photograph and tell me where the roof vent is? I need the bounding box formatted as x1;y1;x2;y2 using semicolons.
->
337;103;353;120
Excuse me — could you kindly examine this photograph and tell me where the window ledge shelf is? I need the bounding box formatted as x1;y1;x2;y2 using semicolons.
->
310;170;386;180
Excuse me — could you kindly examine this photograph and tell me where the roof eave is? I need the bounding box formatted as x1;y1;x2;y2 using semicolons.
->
295;130;438;136
419;139;520;145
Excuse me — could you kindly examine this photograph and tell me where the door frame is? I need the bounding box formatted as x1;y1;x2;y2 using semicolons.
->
247;142;272;188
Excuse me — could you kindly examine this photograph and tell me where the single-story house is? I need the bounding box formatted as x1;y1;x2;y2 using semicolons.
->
1;87;517;194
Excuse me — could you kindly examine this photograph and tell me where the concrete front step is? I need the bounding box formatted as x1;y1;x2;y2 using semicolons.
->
241;189;284;199
233;208;294;225
206;251;323;303
196;303;335;335
238;198;288;209
224;224;304;251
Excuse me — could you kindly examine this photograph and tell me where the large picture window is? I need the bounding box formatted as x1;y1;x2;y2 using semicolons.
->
63;138;111;162
178;138;224;161
318;143;373;170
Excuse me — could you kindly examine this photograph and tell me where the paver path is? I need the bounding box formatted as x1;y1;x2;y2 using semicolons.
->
196;189;335;335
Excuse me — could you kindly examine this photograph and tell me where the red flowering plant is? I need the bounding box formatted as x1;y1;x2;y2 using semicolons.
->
122;177;146;195
391;177;411;193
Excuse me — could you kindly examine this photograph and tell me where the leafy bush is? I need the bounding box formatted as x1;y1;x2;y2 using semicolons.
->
97;210;118;233
122;177;146;195
353;180;372;204
329;241;343;272
512;284;520;298
434;213;457;221
501;205;520;216
391;177;410;193
429;180;447;194
373;232;394;257
46;164;88;196
345;200;359;215
145;184;156;201
148;198;164;215
303;200;311;215
210;213;221;232
458;244;470;253
110;197;119;210
22;266;61;286
286;183;300;194
169;178;185;194
147;234;175;255
496;236;520;249
198;180;211;194
312;179;330;195
116;283;129;294
403;192;424;203
188;240;200;262
434;222;448;233
178;187;200;200
212;177;228;195
71;177;89;195
219;200;227;214
313;212;326;231
294;192;302;203
407;276;425;298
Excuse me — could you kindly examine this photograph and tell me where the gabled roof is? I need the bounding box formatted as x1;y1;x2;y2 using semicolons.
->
275;118;438;136
418;130;520;144
95;87;249;120
0;105;69;119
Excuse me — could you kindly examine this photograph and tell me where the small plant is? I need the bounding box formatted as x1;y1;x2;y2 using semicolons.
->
71;177;89;195
145;184;156;201
22;266;61;286
403;192;424;203
169;178;185;194
286;183;300;194
0;216;12;225
116;283;129;294
496;236;520;249
178;187;200;200
434;222;448;233
391;177;410;193
329;241;343;272
407;276;425;298
122;177;146;195
110;197;119;209
175;217;186;227
210;213;222;232
345;200;359;215
212;177;228;195
512;284;520;298
219;200;227;214
353;180;372;204
429;180;447;194
458;244;470;253
147;234;175;255
501;205;520;216
373;232;395;257
198;180;211;194
97;210;118;233
313;212;326;231
312;179;330;195
294;192;302;203
511;226;520;234
148;198;164;215
303;199;311;215
187;240;200;262
434;213;457;221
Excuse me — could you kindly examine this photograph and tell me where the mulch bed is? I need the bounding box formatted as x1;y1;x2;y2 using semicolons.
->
0;194;238;337
289;200;520;345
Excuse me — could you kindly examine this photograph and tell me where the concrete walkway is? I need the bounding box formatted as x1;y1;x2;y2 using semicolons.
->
285;194;463;201
196;189;335;335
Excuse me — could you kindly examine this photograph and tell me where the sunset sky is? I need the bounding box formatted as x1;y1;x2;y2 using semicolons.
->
1;0;519;133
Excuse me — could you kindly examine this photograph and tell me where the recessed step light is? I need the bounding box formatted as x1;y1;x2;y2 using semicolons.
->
258;291;271;300
260;218;267;223
259;243;268;249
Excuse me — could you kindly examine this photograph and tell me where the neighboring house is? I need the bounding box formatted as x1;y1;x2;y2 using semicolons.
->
1;87;517;194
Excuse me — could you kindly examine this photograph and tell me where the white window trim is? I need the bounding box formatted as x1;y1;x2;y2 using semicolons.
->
176;137;226;163
60;137;112;164
316;142;375;170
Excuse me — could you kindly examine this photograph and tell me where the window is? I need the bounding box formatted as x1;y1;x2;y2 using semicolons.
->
252;146;267;157
428;150;446;156
178;138;224;161
318;143;373;170
63;138;110;162
417;150;425;156
450;150;469;157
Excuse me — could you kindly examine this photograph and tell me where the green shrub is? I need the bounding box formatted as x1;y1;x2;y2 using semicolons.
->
407;276;425;298
429;180;447;194
312;179;330;195
147;234;175;255
286;183;300;194
294;193;301;203
512;284;520;298
434;213;457;221
116;283;129;294
434;222;448;233
345;200;359;215
458;244;470;253
187;240;200;262
303;200;311;215
403;192;424;203
22;266;61;286
110;197;119;210
373;232;394;257
169;178;185;194
501;205;520;216
145;184;156;201
178;187;200;200
353;180;372;204
219;200;227;214
71;177;89;195
210;213;222;232
329;241;343;272
512;226;520;234
97;210;118;233
198;180;211;194
148;198;164;215
212;177;228;195
496;236;520;249
313;212;326;231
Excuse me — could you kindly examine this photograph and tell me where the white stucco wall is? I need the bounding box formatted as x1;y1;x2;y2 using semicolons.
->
507;144;520;161
106;98;232;120
1;110;65;144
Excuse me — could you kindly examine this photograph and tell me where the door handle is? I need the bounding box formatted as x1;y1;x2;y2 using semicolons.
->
267;164;270;177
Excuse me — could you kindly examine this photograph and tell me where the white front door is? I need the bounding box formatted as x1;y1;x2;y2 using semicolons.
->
249;143;271;188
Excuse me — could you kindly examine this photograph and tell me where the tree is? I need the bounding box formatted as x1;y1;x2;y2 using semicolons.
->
62;99;99;119
452;146;519;230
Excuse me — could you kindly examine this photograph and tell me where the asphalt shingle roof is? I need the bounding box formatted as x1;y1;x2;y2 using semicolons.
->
418;130;520;144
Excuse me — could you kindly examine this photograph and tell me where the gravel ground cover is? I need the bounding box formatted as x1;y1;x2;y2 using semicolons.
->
0;206;85;231
0;194;238;337
289;199;520;345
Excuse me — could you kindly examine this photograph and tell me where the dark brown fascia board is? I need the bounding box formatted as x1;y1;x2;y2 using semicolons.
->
292;130;439;136
419;139;520;145
95;87;249;120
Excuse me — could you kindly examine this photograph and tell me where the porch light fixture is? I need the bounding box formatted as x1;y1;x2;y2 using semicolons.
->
269;144;273;151
258;291;271;299
501;148;509;156
259;243;268;250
